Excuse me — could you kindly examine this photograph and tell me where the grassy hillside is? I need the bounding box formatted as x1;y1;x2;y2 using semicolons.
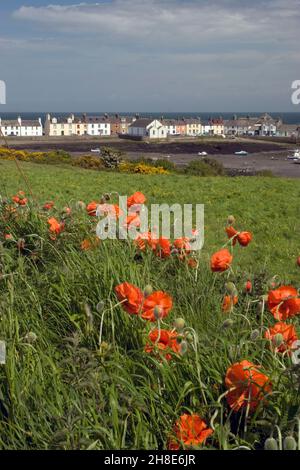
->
0;160;300;450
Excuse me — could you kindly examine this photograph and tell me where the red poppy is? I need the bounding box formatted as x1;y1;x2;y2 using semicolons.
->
153;237;171;258
4;234;13;240
245;280;252;293
222;295;238;312
225;360;271;412
81;237;100;251
12;192;27;206
115;282;144;315
134;232;154;251
48;217;64;239
265;322;298;353
125;213;141;229
225;226;238;245
97;203;123;219
174;237;191;254
210;249;233;273
43;201;54;211
127;192;146;208
268;286;300;320
145;329;180;361
142;291;173;322
168;414;213;450
237;231;252;247
86;201;98;217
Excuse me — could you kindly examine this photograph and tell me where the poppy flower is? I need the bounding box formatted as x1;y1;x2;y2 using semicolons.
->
237;231;252;247
225;360;271;412
222;295;238;312
268;286;300;320
4;234;13;240
168;414;213;450
210;249;233;273
81;237;100;251
187;258;198;269
225;226;238;245
141;291;173;322
127;192;146;208
43;201;54;211
153;237;171;258
12;192;27;206
245;280;252;293
265;322;298;353
134;232;154;251
145;329;180;361
86;201;98;217
174;237;191;254
97;204;123;219
115;282;144;315
125;213;141;229
63;207;72;216
48;217;64;239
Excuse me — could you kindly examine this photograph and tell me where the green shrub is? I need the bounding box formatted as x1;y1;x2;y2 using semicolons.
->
184;158;225;176
72;155;105;170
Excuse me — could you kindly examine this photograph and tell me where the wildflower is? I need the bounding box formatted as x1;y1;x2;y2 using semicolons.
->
153;237;171;258
81;237;100;251
222;295;238;312
210;249;233;273
265;322;298;353
48;217;64;239
225;226;238;245
145;329;180;361
141;291;173;322
134;231;156;251
127;192;146;208
125;213;141;229
225;360;271;412
43;201;54;211
268;286;300;320
12;191;27;206
97;204;123;219
245;280;252;293
62;207;72;216
174;237;191;254
187;258;198;269
168;414;213;450
86;201;98;217
4;234;13;240
115;282;144;315
237;231;252;247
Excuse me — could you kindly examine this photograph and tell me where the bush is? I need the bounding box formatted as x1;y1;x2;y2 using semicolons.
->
119;162;169;174
101;147;124;169
184;158;225;176
72;156;105;170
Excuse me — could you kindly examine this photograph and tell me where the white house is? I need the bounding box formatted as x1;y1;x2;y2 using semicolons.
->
128;119;167;139
85;116;111;136
0;116;43;137
163;119;180;136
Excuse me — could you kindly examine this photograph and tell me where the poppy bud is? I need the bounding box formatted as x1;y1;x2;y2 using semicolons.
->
225;282;238;297
283;436;297;451
273;333;284;348
104;193;111;201
264;437;278;450
179;340;188;355
227;215;235;225
144;285;153;297
96;301;105;313
17;238;25;250
174;318;185;331
24;332;37;344
250;329;260;341
76;201;86;210
245;280;252;293
222;319;234;329
186;333;194;343
154;306;163;320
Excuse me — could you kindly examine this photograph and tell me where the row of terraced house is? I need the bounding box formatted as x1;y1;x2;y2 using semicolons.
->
0;113;299;139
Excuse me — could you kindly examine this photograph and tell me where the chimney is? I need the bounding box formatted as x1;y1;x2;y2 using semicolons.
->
18;116;22;126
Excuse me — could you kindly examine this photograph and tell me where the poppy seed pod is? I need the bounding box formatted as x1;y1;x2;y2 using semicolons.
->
222;319;234;329
264;437;278;450
24;332;37;344
225;282;238;297
144;285;153;297
283;436;297;451
179;340;188;355
186;333;194;343
154;306;163;320
174;318;185;331
227;215;235;225
273;333;284;348
250;329;260;341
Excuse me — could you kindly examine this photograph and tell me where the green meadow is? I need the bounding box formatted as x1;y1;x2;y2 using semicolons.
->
0;159;300;450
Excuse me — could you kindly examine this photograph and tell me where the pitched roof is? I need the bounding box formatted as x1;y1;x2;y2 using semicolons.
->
129;118;156;128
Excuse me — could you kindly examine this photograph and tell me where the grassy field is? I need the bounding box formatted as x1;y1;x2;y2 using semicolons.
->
0;160;300;450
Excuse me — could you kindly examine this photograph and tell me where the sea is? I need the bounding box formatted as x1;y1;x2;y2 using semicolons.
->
1;112;300;124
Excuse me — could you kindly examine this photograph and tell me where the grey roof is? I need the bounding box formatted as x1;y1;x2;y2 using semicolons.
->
21;120;41;127
129;118;157;128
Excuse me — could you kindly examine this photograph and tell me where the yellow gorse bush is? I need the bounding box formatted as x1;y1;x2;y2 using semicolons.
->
119;162;169;175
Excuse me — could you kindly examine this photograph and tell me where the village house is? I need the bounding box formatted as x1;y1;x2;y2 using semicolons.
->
255;113;280;136
210;118;224;136
201;121;214;135
127;118;167;139
0;116;43;137
109;114;135;136
44;114;77;137
85;115;111;136
224;116;258;136
184;118;202;136
175;119;187;136
162;119;179;136
276;124;300;138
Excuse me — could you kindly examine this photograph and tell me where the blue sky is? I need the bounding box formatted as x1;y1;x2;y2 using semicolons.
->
0;0;300;112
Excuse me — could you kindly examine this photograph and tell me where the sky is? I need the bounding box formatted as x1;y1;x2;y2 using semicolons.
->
0;0;300;112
